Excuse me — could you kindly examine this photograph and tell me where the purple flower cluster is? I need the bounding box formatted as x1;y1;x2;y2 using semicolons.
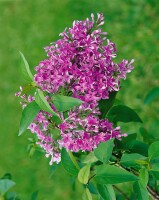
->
17;14;134;165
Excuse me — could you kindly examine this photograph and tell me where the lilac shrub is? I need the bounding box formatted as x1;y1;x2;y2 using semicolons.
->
16;13;134;165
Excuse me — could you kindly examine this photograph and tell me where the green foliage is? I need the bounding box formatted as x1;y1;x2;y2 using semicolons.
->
148;141;159;160
98;91;117;119
0;179;15;196
51;94;83;112
19;101;40;136
94;139;114;163
82;188;92;200
94;165;138;184
144;87;159;104
78;164;91;184
107;105;142;124
19;51;33;82
61;149;79;176
35;89;57;116
97;184;116;200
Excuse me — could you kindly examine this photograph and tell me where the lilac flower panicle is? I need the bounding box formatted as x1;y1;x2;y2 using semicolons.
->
17;13;134;165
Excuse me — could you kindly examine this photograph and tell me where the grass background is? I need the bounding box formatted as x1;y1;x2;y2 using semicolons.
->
0;0;159;199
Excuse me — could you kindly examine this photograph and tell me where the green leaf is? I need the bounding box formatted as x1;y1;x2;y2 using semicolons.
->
149;170;159;180
94;139;114;163
51;94;83;112
31;190;38;200
61;148;79;176
98;91;117;119
51;115;62;126
120;153;147;168
0;179;15;196
82;152;98;164
50;163;60;177
19;51;33;82
35;89;57;116
93;164;138;184
133;168;149;200
97;184;116;200
78;164;91;184
126;140;148;157
133;181;149;200
19;101;40;136
107;105;142;123
82;188;92;200
144;87;159;104
148;141;159;160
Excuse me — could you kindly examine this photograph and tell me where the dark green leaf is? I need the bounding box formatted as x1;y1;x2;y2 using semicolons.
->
94;164;138;184
87;182;98;194
82;188;92;200
149;170;159;180
144;87;159;104
35;89;57;116
94;139;114;163
78;164;91;184
0;179;15;195
126;140;148;157
31;190;38;200
107;105;142;123
50;163;60;177
120;153;147;168
52;94;83;112
148;141;159;160
97;184;116;200
98;91;117;119
19;101;40;136
19;51;33;82
51;115;62;126
61;148;79;176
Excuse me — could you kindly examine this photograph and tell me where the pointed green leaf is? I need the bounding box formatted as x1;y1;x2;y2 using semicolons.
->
61;148;79;176
78;164;91;184
94;139;114;163
97;184;116;200
144;87;159;104
82;188;92;200
19;51;33;82
148;141;159;160
93;165;138;184
19;101;40;136
51;94;83;112
99;91;117;119
35;89;57;116
107;105;142;123
31;190;38;200
0;179;15;196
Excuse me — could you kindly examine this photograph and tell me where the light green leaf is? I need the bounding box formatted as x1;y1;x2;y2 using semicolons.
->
0;179;15;196
120;153;147;167
144;87;159;104
19;101;40;136
78;164;91;184
82;188;92;200
148;141;159;160
139;168;148;187
19;51;33;82
107;105;142;123
93;164;138;184
97;184;116;200
61;148;79;176
51;94;83;112
35;89;57;116
94;139;114;163
82;152;98;164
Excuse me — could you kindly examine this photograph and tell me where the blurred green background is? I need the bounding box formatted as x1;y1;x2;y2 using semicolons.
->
0;0;159;199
